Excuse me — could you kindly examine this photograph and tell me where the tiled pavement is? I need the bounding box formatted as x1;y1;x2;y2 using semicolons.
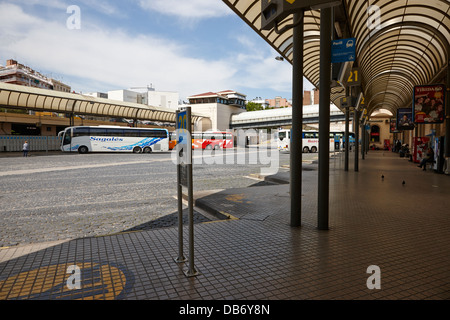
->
1;150;449;304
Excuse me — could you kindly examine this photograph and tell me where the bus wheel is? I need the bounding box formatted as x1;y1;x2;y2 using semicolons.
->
78;146;88;154
143;147;152;153
133;146;142;153
213;145;220;150
311;146;317;153
302;146;309;153
206;144;212;150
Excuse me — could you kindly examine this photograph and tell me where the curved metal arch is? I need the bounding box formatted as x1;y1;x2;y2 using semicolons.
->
359;39;438;82
363;70;416;94
366;83;411;105
280;33;320;57
362;56;431;83
269;15;321;45
364;81;413;108
367;90;407;107
361;37;438;71
362;55;429;86
363;71;421;100
284;35;320;62
368;94;404;112
367;102;397;116
357;21;449;63
350;2;450;53
365;84;411;108
223;0;449;119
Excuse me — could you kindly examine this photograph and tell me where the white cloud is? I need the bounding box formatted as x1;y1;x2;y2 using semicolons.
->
78;0;126;18
0;3;236;100
6;0;68;10
137;0;232;19
233;53;292;93
0;2;297;102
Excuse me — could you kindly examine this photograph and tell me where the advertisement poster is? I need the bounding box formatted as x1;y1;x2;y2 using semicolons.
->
413;137;430;163
413;84;445;123
397;108;414;130
389;118;400;133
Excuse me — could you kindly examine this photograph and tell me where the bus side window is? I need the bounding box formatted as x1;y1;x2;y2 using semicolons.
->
120;129;133;137
73;127;89;137
90;128;107;136
107;129;124;137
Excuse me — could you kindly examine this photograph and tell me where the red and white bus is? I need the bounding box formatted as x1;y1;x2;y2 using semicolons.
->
192;131;233;149
169;131;233;150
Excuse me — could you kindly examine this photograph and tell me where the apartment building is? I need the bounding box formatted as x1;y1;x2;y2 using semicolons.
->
0;59;71;92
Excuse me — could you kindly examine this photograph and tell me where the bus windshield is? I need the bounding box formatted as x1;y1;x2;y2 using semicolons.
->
278;131;287;141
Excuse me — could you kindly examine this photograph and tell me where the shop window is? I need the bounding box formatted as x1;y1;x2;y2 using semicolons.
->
370;125;380;143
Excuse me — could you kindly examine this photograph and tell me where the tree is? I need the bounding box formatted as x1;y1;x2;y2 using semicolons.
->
246;101;264;112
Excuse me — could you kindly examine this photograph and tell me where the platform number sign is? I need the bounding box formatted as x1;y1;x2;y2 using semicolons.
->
177;109;188;144
347;67;361;87
177;111;187;129
175;107;192;180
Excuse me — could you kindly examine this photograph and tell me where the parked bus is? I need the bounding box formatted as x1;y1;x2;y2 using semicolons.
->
276;129;355;152
192;131;233;149
59;125;169;153
169;131;233;150
169;131;177;150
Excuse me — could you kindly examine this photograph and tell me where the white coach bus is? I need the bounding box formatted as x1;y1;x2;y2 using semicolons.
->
276;129;355;153
59;125;169;153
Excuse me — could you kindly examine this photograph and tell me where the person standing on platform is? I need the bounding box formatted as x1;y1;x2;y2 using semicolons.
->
23;140;29;157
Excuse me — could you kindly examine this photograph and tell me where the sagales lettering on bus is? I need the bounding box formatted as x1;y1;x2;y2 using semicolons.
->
90;137;124;142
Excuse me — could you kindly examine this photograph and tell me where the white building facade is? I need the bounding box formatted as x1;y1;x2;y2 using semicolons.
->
186;90;247;131
107;86;179;110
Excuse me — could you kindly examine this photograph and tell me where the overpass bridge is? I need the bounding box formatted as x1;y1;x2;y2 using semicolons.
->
230;104;350;129
0;82;207;127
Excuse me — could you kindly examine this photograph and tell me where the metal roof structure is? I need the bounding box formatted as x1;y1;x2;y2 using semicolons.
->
230;104;344;128
222;0;449;116
230;104;345;128
0;82;205;123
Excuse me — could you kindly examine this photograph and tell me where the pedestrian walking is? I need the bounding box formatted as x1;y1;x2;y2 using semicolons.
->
23;140;29;157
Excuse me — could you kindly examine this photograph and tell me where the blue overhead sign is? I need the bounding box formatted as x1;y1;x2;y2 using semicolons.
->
332;38;356;63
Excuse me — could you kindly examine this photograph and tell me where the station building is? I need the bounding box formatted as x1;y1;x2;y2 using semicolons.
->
186;90;247;131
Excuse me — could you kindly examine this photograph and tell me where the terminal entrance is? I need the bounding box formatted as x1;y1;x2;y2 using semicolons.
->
11;123;41;135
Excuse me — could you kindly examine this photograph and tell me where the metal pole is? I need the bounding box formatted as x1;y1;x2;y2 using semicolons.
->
444;59;450;161
185;106;198;277
175;109;186;264
318;7;332;231
290;11;304;227
361;120;365;160
366;126;369;155
345;105;349;171
354;108;360;171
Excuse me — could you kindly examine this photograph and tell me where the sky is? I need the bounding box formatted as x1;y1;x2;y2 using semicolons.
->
0;0;315;103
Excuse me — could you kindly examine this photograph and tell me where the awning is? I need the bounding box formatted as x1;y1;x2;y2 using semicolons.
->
223;0;449;116
0;82;205;123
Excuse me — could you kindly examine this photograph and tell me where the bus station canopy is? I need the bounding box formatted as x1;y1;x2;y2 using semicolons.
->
223;0;449;116
0;82;205;124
